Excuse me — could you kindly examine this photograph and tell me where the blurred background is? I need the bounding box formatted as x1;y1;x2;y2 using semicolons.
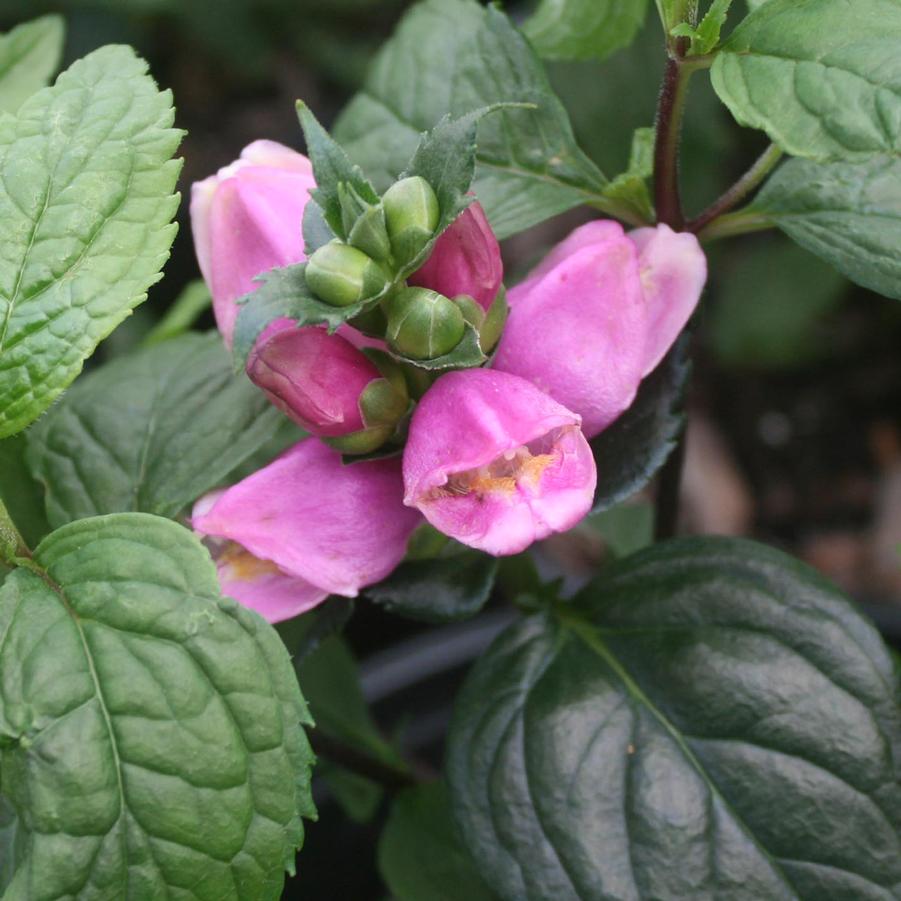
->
1;0;898;896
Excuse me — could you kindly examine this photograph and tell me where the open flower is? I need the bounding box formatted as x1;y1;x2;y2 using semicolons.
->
409;201;503;310
190;140;315;345
402;369;596;556
193;439;421;622
493;221;706;438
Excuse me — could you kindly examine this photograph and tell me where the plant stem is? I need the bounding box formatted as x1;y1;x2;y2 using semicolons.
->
653;48;693;229
697;209;775;243
687;143;783;235
654;425;687;542
308;731;426;790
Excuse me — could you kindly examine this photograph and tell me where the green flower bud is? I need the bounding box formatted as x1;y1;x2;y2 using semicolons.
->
385;287;466;360
479;286;509;353
382;176;440;266
452;294;485;332
323;425;394;455
305;241;389;307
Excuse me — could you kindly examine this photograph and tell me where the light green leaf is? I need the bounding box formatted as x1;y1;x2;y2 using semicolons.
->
0;513;314;899
523;0;650;62
751;154;901;300
671;0;734;55
711;0;901;161
600;126;655;222
448;537;901;901
334;0;615;239
379;782;499;901
0;45;182;438
0;15;64;114
26;332;286;527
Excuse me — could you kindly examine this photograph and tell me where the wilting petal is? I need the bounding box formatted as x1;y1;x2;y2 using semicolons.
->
190;140;316;345
630;224;707;375
409;202;503;309
493;221;647;438
403;369;596;555
193;439;421;598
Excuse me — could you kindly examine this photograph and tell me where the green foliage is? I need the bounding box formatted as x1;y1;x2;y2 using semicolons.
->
366;548;499;623
448;537;901;900
671;0;734;54
26;333;286;527
0;15;63;113
334;0;618;239
142;279;212;346
523;0;650;62
0;513;314;899
0;435;50;548
0;45;182;439
709;235;847;367
379;782;498;901
751;155;901;301
600;126;656;223
590;336;690;514
712;0;901;160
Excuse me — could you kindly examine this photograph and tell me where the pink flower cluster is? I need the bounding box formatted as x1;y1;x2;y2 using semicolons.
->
189;140;706;621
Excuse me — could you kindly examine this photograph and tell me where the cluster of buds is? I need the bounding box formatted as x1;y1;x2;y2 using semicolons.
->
189;139;706;622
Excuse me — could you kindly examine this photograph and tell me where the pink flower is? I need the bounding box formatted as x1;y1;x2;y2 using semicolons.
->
190;140;316;345
409;202;503;309
402;369;596;556
493;222;706;438
247;320;382;437
192;440;421;622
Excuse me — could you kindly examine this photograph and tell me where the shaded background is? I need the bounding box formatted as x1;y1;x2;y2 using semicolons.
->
2;1;898;896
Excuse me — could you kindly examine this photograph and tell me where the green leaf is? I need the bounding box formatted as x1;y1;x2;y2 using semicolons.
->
26;332;286;527
0;15;64;114
232;263;378;369
391;321;487;371
447;536;901;901
524;0;650;62
366;549;498;623
590;335;690;514
379;782;499;901
0;513;314;899
297;100;379;240
142;278;212;346
671;0;734;54
588;501;654;558
302;200;336;257
599;126;655;223
749;154;901;301
711;0;901;161
0;435;50;549
298;635;407;822
334;0;614;240
0;45;182;439
709;235;846;367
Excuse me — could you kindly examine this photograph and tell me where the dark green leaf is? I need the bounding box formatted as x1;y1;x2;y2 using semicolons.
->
379;782;499;901
366;549;498;623
26;332;286;527
296;100;379;239
709;234;847;367
0;513;314;898
276;596;354;665
0;15;63;113
448;536;901;901
334;0;614;239
0;434;50;548
590;335;690;514
711;0;901;161
524;0;649;62
751;155;901;301
0;45;182;438
302;200;336;257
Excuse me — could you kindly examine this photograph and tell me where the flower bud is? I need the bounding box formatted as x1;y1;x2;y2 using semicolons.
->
402;369;596;556
382;176;440;265
306;241;389;307
190;140;315;346
409;201;502;310
451;294;485;332
385;287;466;360
479;287;508;353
